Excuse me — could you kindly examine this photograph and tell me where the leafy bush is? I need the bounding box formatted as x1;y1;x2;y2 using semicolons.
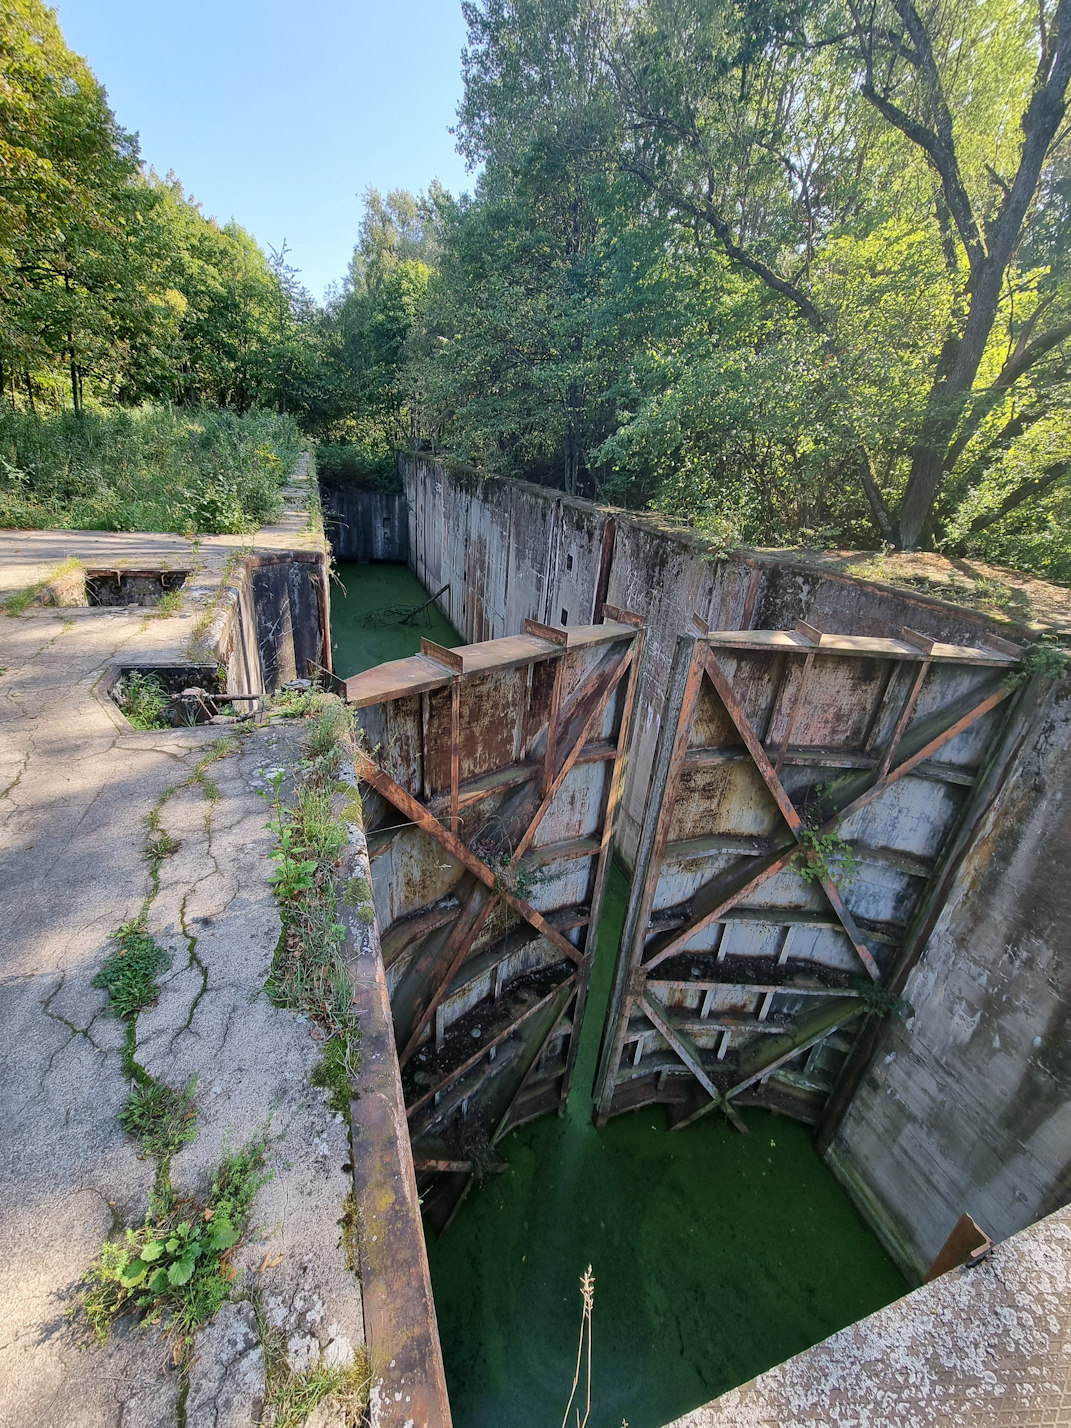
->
315;442;398;492
117;671;171;730
0;405;303;535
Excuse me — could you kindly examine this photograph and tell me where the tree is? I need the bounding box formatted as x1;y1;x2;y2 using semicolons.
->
609;0;1071;548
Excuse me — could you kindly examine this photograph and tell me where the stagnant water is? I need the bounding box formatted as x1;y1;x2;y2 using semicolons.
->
331;562;906;1428
330;560;461;676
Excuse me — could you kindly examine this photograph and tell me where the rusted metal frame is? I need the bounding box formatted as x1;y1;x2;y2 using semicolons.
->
345;867;452;1427
542;653;565;799
370;645;635;1069
861;660;902;753
701;646;803;833
357;758;583;967
513;644;635;862
593;518;617;621
639;990;726;1105
774;650;815;778
644;678;1011;974
492;982;578;1141
450;678;460;836
398;887;494;1066
421;636;464;672
559;625;644;1107
404;971;579;1122
877;657;932;780
815;676;1032;1155
671;1006;865;1132
593;637;708;1124
824;683;1012;832
814;876;882;981
644;851;796;971
413;1158;509;1175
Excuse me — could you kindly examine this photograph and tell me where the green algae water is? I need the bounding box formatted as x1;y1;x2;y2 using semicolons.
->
330;561;461;676
425;866;907;1428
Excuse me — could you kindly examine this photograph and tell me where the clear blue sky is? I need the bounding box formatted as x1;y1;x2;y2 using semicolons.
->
55;1;474;301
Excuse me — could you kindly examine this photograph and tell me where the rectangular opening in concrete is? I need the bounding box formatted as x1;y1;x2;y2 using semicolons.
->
85;568;188;607
108;663;229;729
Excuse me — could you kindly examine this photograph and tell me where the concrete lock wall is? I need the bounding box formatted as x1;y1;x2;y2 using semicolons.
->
321;483;408;563
212;552;331;695
398;449;1071;1280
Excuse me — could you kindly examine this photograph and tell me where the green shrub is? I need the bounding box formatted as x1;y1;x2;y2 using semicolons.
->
0;405;303;535
315;442;398;493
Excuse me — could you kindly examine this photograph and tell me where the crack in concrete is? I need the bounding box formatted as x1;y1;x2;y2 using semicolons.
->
39;973;104;1078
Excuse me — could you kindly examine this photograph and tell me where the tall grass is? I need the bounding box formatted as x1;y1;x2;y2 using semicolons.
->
0;404;304;535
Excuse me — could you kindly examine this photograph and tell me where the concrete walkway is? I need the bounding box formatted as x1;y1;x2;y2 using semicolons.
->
0;495;363;1426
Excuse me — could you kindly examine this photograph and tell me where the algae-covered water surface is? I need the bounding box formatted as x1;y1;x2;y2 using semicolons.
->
426;867;907;1428
330;561;460;675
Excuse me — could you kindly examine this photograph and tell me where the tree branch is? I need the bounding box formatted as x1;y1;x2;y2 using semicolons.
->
966;461;1068;533
945;318;1071;469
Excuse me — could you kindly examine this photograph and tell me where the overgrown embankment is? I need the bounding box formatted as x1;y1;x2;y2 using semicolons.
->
0;405;303;534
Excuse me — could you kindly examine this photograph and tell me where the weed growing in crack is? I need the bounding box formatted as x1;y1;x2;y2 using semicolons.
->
119;1077;199;1163
338;1192;361;1277
311;1036;360;1117
257;1302;370;1428
793;826;859;886
77;1132;270;1348
93;919;171;1018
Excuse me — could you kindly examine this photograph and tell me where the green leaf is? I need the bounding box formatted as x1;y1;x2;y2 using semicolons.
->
208;1222;239;1251
140;1239;165;1262
167;1255;197;1286
119;1259;148;1287
148;1268;169;1294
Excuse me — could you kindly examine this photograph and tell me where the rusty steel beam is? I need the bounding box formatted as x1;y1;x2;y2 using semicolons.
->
357;757;584;967
640;990;726;1105
405;972;579;1122
877;658;932;779
594;638;708;1123
643;676;1010;973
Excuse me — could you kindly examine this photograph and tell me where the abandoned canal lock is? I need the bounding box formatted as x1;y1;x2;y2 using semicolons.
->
1;451;1068;1428
328;453;1071;1426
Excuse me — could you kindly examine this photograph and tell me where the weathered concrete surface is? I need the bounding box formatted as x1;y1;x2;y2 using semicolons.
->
0;486;362;1426
828;675;1071;1277
398;452;1044;866
666;1203;1071;1428
320;484;407;564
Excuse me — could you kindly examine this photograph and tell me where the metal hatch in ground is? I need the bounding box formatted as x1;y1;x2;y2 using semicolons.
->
593;620;1023;1134
345;611;643;1231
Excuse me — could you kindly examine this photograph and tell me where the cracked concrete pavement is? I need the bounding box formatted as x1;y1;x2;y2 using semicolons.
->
0;531;363;1428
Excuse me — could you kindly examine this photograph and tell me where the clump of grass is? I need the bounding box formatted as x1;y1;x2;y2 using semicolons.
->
270;686;331;720
258;1304;371;1428
150;590;184;618
117;671;171;730
93;919;171;1019
119;1077;199;1160
2;557;84;616
77;1133;271;1348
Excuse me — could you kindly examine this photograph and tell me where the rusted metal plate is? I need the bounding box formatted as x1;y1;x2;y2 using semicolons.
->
350;618;642;1228
594;627;1021;1129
